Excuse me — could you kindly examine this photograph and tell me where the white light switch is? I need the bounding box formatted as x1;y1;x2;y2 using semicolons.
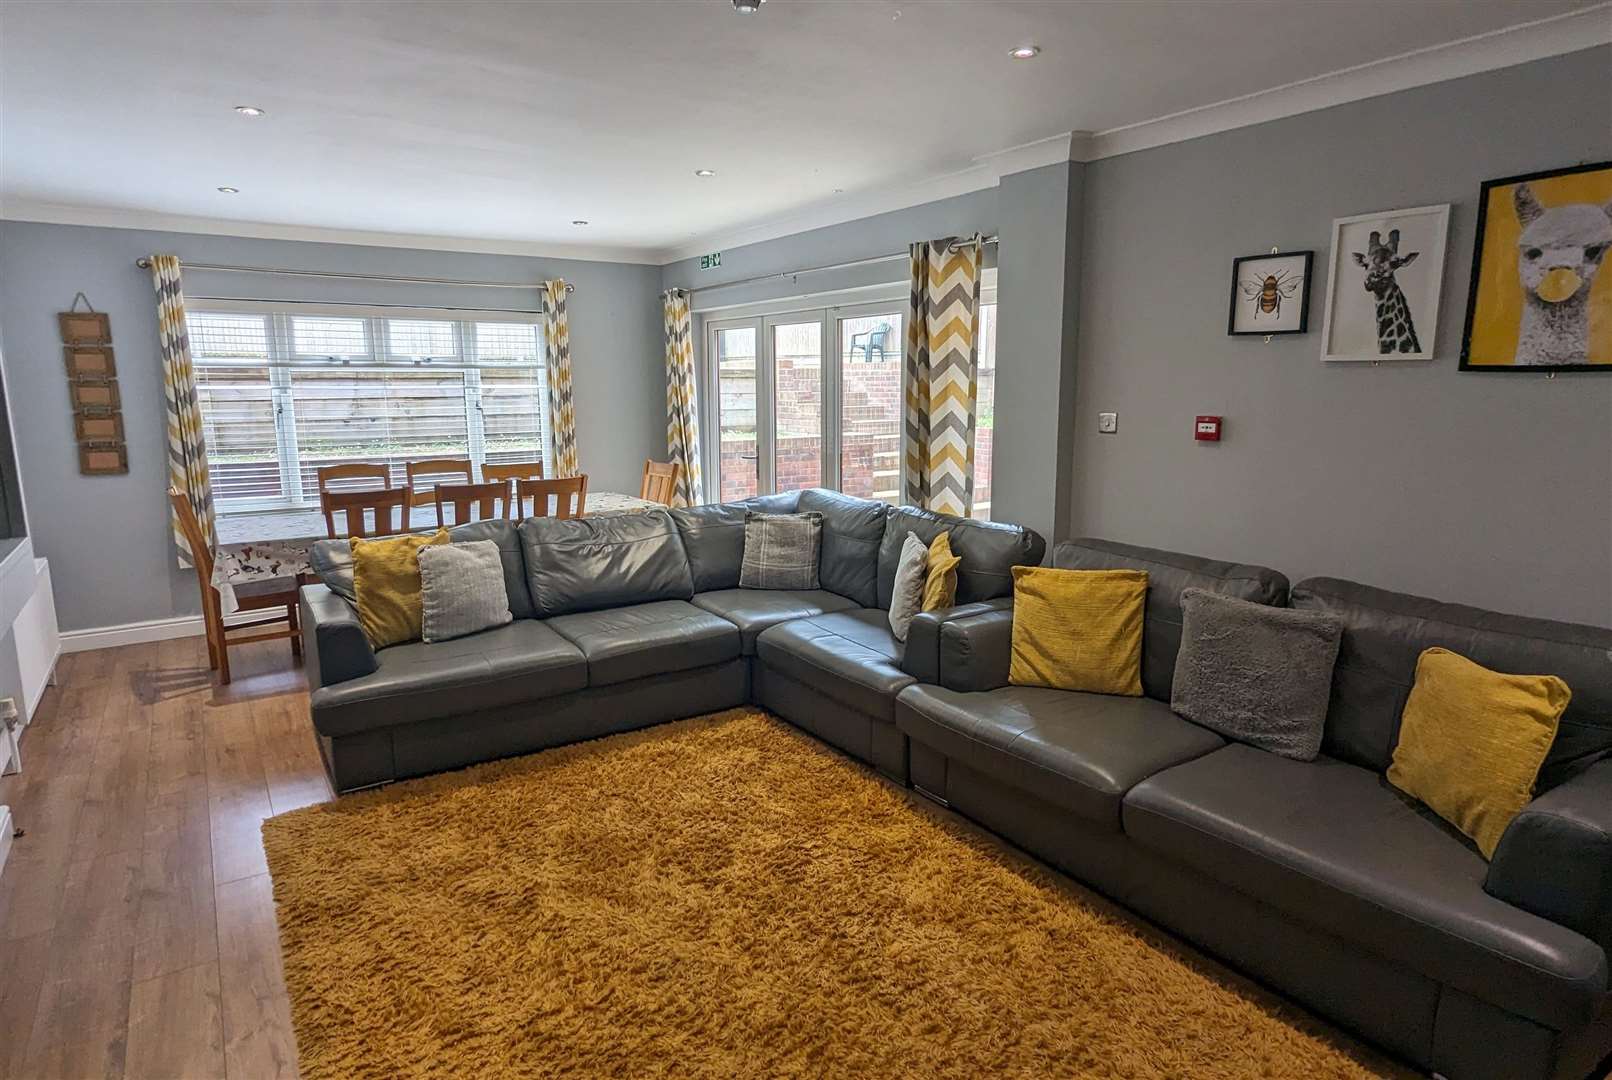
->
1097;412;1118;434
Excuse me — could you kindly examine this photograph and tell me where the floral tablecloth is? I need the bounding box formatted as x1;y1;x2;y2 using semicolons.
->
210;492;663;614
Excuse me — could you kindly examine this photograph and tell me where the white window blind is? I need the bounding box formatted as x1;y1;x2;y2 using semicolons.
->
187;304;548;512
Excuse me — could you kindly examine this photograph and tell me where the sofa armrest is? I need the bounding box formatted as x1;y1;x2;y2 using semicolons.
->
300;583;377;688
1485;757;1612;953
933;604;1015;692
903;598;1011;684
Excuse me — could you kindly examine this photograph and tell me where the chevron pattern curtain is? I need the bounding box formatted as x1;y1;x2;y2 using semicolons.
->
662;289;703;507
150;255;216;567
543;280;580;478
903;236;982;516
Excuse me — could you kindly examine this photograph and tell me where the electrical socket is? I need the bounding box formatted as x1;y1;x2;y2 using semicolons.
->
1097;412;1118;434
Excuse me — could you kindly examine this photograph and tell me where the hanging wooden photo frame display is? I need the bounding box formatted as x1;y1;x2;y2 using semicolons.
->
58;292;128;474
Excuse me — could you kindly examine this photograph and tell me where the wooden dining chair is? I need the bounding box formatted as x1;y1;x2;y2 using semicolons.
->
404;457;473;510
316;462;392;494
481;461;544;486
322;488;409;539
433;481;512;526
639;459;682;505
516;475;588;519
169;488;300;686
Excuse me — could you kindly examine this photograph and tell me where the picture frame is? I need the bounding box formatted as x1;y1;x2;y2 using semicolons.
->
77;442;128;476
1458;161;1612;374
58;310;111;345
67;377;121;411
1319;204;1450;362
1228;251;1313;336
63;345;116;379
73;412;125;442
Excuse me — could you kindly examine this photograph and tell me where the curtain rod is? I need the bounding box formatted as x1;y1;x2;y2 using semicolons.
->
675;234;997;296
133;257;573;292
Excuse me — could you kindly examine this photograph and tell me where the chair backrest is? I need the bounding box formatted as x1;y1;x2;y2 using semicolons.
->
404;457;472;507
322;487;409;539
433;481;512;526
640;459;682;505
482;461;544;486
517;475;588;519
167;487;215;584
316;462;391;494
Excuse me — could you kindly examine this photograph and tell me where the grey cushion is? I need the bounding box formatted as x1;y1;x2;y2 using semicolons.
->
670;492;803;593
310;538;357;603
689;588;858;655
518;509;694;618
740;512;822;590
876;507;1046;609
309;518;532;618
544;600;740;687
755;608;913;721
888;532;928;642
418;540;512;644
798;489;886;606
1055;539;1291;703
1171;587;1342;761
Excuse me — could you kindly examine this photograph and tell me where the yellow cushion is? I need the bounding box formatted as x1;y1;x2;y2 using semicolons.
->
1008;566;1146;696
351;529;450;648
921;531;962;612
1387;647;1568;859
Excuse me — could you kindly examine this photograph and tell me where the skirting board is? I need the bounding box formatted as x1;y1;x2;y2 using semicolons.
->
0;806;13;883
60;609;270;653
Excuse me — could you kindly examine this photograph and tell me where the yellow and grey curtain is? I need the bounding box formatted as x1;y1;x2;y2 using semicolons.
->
903;236;982;516
150;255;215;567
543;280;579;478
662;289;703;507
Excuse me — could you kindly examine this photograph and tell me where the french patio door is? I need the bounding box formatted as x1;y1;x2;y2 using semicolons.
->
704;302;905;504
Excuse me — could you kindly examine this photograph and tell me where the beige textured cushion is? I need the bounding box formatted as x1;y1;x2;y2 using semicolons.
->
418;540;513;643
888;532;929;642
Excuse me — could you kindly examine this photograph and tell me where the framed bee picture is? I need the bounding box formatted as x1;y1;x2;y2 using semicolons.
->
1228;251;1313;335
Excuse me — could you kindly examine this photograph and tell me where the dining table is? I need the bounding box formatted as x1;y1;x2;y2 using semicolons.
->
210;491;663;614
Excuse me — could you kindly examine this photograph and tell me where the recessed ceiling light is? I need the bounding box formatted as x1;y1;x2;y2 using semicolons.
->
571;219;589;226
694;169;716;177
731;0;765;12
1009;45;1041;60
216;186;240;193
233;105;265;117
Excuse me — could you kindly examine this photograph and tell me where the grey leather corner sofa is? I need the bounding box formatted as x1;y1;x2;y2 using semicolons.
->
896;538;1612;1080
300;488;1044;794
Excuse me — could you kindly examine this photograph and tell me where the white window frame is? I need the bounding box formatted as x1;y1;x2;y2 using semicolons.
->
694;273;996;505
188;299;550;515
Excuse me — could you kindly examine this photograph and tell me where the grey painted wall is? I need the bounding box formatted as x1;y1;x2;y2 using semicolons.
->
0;222;663;632
1072;47;1612;625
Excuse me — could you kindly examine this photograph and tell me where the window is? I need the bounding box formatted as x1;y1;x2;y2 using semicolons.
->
701;285;997;518
187;304;548;512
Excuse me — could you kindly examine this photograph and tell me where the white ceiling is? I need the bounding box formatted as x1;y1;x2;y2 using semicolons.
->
1;0;1606;264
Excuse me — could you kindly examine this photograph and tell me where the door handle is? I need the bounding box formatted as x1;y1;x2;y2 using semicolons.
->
738;453;758;460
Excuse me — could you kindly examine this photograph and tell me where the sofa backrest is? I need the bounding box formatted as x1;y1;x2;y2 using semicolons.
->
878;508;1047;609
1292;577;1612;783
669;491;801;593
1055;539;1289;703
519;509;695;617
309;519;534;619
798;489;887;606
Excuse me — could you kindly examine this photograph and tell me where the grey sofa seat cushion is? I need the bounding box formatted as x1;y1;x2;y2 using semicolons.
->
1123;745;1608;1030
519;509;694;618
1055;539;1291;703
670;492;803;593
309;620;586;739
755;608;913;721
418;540;513;643
310;518;533;618
740;511;822;590
798;488;886;606
876;507;1046;609
1171;587;1342;761
689;588;858;655
896;684;1224;828
1291;576;1612;782
545;600;740;687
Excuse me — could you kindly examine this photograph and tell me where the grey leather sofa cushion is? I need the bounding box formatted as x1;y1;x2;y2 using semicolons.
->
1123;745;1608;1029
519;509;694;618
756;608;914;720
896;684;1224;828
1055;539;1290;703
876;508;1046;609
545;600;740;687
798;488;886;606
1291;576;1612;780
309;518;533;618
670;492;802;593
309;620;586;738
690;588;858;654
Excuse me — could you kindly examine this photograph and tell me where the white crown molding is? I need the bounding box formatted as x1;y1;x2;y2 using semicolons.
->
0;200;663;266
663;4;1608;262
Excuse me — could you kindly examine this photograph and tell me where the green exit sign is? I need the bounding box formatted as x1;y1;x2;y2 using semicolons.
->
699;252;722;270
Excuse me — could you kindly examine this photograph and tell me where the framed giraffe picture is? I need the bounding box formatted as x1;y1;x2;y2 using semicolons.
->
1458;161;1612;373
1319;204;1450;362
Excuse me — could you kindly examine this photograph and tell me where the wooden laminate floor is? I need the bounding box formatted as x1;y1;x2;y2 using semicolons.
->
0;636;323;1080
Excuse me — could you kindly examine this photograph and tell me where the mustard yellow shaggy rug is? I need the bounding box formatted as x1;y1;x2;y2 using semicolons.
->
263;708;1399;1079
